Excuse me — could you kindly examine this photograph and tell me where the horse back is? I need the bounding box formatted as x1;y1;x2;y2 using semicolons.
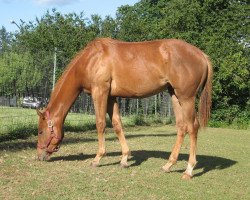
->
83;38;208;98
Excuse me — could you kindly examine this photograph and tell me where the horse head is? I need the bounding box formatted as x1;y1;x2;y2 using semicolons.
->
36;109;63;161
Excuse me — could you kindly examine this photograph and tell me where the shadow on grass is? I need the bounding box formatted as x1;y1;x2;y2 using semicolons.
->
0;123;97;142
0;117;165;142
0;132;176;151
0;126;37;141
0;119;148;142
60;132;177;145
50;150;237;178
129;150;237;178
0;130;237;178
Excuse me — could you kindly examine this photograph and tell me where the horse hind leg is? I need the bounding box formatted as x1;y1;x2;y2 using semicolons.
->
107;97;130;168
162;94;187;172
180;98;199;180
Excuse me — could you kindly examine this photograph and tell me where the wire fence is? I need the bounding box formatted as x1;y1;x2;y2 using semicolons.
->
0;91;173;116
71;92;173;117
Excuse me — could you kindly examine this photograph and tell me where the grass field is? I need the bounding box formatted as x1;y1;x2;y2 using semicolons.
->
0;107;98;141
0;107;162;141
0;121;249;199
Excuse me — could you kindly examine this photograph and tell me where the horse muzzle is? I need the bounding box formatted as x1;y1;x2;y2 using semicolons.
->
36;148;52;161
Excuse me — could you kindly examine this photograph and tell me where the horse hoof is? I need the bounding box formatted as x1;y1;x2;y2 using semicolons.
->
90;161;99;168
120;162;129;168
162;167;170;173
182;173;192;180
161;165;171;173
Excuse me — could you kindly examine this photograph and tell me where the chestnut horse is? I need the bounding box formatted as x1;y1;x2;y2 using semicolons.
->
36;38;212;179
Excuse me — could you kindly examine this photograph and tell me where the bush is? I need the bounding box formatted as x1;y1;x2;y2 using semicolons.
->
210;108;249;129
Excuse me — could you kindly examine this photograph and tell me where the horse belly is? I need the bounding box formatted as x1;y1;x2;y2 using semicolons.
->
110;77;167;98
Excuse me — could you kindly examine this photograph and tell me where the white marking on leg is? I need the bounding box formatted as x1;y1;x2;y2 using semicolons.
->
185;163;194;177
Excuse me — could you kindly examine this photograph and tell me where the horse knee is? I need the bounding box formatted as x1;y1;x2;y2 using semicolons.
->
176;120;187;134
187;125;198;140
112;118;122;133
96;120;106;133
187;126;196;136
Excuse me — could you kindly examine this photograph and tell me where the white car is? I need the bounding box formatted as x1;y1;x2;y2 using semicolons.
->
22;97;43;108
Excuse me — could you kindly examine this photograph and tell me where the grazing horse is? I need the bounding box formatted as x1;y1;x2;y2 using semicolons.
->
36;38;212;179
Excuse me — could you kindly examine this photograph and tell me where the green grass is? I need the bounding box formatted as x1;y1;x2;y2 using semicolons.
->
0;107;97;141
0;106;248;142
0;124;249;200
0;107;168;141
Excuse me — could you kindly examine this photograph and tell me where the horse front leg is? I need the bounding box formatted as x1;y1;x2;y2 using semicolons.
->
107;97;130;168
91;86;109;167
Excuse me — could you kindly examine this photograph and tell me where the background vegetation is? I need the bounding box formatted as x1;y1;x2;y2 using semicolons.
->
0;0;249;127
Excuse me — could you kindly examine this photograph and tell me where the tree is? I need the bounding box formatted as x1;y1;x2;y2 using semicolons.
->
0;26;13;54
0;51;40;96
11;9;100;97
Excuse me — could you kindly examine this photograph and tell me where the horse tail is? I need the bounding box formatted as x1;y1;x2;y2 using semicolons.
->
198;54;213;128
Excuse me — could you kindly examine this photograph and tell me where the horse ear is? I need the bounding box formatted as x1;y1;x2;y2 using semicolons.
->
36;108;46;119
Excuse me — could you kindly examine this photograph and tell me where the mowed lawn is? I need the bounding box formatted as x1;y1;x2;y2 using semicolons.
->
0;123;249;199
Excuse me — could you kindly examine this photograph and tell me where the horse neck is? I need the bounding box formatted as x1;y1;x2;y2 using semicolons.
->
47;65;82;125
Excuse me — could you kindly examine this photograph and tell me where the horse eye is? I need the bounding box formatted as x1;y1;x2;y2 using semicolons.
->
38;131;43;135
